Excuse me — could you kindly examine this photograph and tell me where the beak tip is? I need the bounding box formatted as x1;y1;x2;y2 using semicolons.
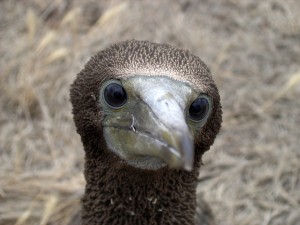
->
183;164;193;171
180;135;194;172
184;166;193;172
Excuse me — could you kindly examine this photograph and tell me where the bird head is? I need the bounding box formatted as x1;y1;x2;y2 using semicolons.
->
70;40;222;172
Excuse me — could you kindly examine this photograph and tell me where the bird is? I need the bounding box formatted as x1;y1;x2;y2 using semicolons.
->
70;40;222;225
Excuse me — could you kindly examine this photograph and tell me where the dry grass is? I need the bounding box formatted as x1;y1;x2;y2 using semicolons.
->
0;0;299;225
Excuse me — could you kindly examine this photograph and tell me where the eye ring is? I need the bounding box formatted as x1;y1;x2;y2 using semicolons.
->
188;95;211;122
102;80;127;109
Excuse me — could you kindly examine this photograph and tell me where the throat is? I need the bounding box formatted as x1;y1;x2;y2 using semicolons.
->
81;160;199;225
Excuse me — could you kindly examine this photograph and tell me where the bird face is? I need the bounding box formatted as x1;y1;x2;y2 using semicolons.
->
99;76;213;171
70;40;222;173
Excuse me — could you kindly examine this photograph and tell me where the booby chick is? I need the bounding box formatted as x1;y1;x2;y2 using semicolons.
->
70;40;222;225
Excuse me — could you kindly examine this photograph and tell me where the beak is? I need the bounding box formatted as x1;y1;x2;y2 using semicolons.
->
103;95;195;171
102;77;196;171
156;128;194;171
134;95;195;170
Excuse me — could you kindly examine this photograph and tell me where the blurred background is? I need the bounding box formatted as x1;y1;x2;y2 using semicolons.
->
0;0;299;224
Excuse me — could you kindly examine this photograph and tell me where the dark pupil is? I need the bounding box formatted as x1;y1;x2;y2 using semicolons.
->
104;83;127;107
189;98;209;121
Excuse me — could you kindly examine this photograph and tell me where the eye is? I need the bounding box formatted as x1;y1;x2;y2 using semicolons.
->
103;82;127;108
188;97;210;122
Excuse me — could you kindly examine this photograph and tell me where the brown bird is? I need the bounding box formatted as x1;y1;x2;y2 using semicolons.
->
70;40;222;225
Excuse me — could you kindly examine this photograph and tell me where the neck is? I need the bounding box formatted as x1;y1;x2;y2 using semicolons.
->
81;155;201;225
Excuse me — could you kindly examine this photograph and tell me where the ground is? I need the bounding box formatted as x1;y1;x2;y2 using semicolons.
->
0;0;299;225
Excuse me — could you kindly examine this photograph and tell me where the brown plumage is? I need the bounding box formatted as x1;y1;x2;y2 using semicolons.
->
70;40;222;225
